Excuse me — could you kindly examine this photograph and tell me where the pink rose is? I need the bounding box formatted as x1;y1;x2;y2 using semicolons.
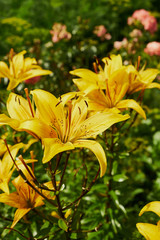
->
132;9;150;21
114;38;128;50
127;17;135;25
130;29;142;38
128;9;158;34
144;42;160;56
50;23;71;43
94;25;107;37
142;15;158;34
93;25;112;40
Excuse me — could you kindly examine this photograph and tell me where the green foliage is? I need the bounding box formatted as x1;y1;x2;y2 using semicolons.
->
0;0;160;239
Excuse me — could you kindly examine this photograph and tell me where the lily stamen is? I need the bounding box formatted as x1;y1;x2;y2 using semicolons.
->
24;88;34;118
137;56;141;71
93;62;98;74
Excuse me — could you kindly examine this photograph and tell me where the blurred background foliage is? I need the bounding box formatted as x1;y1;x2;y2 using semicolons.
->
0;0;160;239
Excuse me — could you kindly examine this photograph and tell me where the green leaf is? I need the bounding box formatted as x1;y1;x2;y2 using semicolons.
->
113;174;128;182
111;161;118;175
40;221;50;230
70;233;78;239
58;219;68;232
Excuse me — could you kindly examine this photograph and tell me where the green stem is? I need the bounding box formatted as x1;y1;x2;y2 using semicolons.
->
58;153;70;191
63;167;100;211
105;126;115;222
48;154;71;240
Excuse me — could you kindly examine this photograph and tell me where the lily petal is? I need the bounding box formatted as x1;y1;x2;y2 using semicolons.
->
102;54;123;78
0;192;20;208
146;82;160;90
2;143;24;174
0;61;10;78
70;69;104;93
20;69;52;82
0;181;10;195
31;89;65;139
42;138;74;163
19;119;57;139
139;201;160;217
7;93;33;120
7;79;20;91
136;223;160;240
73;112;130;140
139;69;159;84
116;99;146;119
11;208;31;229
73;140;107;177
0;114;19;129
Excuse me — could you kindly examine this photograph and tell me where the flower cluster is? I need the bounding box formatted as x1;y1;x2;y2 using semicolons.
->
0;49;160;236
50;23;72;43
70;54;159;115
144;41;160;56
128;9;158;34
93;25;111;41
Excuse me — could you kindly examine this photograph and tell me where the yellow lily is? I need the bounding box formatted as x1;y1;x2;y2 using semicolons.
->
0;92;59;139
0;141;38;194
127;64;160;94
136;201;160;240
70;55;146;119
0;143;23;194
0;49;52;90
70;54;123;94
0;166;51;229
0;89;130;176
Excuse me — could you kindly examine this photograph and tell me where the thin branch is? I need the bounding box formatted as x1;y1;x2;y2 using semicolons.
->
4;227;29;239
63;167;100;210
58;153;70;191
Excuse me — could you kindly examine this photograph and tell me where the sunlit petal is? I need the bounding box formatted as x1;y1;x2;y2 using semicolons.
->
0;114;19;129
116;99;146;119
146;82;160;90
72;112;130;140
136;223;160;240
19;119;57;139
0;181;10;195
7;93;33;120
42;138;74;163
0;61;10;78
139;201;160;217
73;140;107;177
31;89;65;139
0;192;20;208
20;69;52;82
2;143;24;174
102;54;123;78
11;208;31;229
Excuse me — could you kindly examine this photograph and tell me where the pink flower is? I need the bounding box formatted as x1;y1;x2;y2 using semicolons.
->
127;17;135;25
142;15;157;34
94;25;107;37
128;9;158;34
132;9;150;21
93;25;112;41
24;76;41;84
144;42;160;56
114;38;128;50
50;23;71;43
130;29;142;38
